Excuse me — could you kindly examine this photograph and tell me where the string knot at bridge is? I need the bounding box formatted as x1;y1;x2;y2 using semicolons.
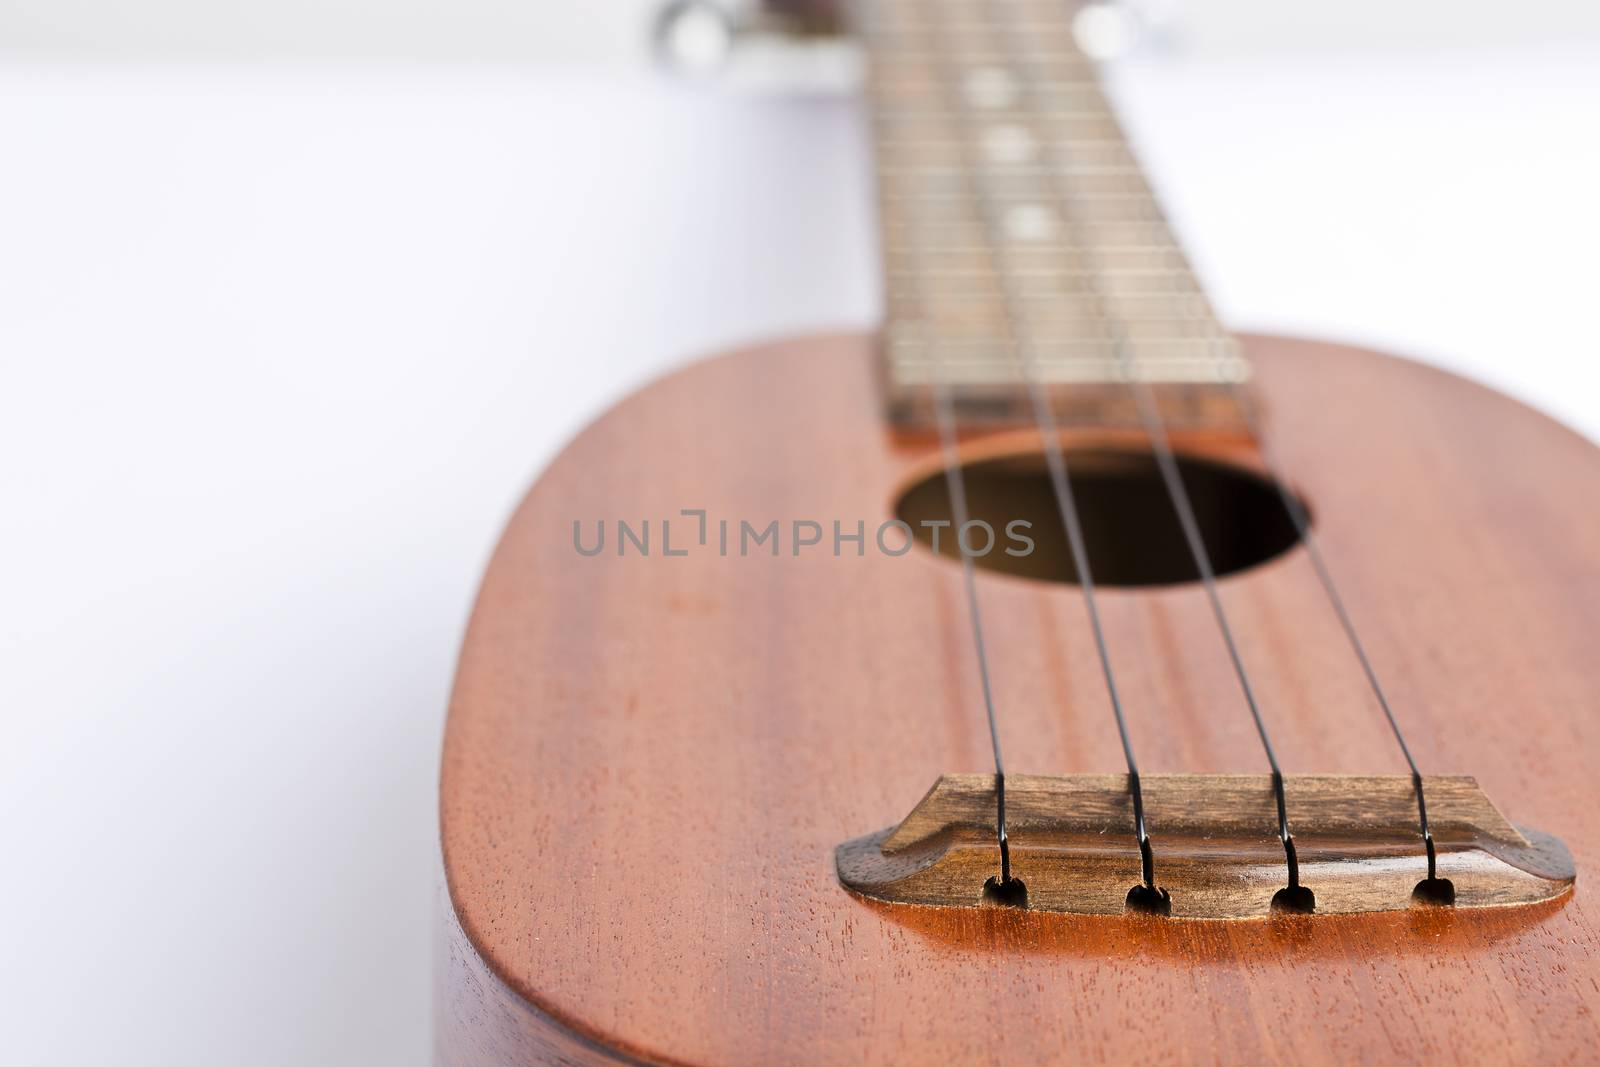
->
836;774;1573;919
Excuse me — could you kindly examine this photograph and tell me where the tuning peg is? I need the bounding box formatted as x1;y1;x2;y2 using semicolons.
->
653;1;737;75
1072;1;1148;60
652;0;861;93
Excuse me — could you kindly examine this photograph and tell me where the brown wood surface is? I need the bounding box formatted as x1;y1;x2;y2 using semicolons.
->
837;773;1574;917
438;333;1600;1065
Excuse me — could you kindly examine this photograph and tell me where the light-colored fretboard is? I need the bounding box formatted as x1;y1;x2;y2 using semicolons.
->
859;0;1248;428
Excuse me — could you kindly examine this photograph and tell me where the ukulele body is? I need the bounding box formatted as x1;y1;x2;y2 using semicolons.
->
438;333;1600;1065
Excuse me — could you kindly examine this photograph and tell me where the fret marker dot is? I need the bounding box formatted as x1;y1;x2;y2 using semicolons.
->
964;67;1019;110
983;124;1037;166
1005;204;1059;243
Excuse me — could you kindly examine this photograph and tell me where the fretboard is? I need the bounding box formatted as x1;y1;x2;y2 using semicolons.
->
858;0;1248;429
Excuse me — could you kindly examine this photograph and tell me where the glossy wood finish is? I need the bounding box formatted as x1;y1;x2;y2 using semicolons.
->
439;333;1600;1065
837;773;1573;916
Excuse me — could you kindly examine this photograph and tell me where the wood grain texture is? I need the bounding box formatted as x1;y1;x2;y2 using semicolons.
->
837;773;1573;916
865;0;1251;432
438;333;1600;1065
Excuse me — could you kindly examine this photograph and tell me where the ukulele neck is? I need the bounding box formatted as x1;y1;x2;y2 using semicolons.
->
860;0;1249;431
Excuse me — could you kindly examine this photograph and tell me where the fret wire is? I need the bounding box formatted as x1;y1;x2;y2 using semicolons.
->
883;181;1158;194
877;156;1144;170
885;327;1234;341
885;272;1198;283
885;334;1240;349
887;268;1194;276
888;342;1233;352
881;190;1166;202
877;112;1129;122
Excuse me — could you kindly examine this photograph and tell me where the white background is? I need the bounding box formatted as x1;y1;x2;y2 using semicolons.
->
2;3;1598;1064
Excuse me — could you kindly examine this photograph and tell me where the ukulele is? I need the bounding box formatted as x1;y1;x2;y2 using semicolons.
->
437;1;1598;1062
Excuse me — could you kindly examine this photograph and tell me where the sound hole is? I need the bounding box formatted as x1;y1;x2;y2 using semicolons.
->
894;449;1305;587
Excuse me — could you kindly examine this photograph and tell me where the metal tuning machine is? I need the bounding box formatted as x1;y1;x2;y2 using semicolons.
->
652;0;862;92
